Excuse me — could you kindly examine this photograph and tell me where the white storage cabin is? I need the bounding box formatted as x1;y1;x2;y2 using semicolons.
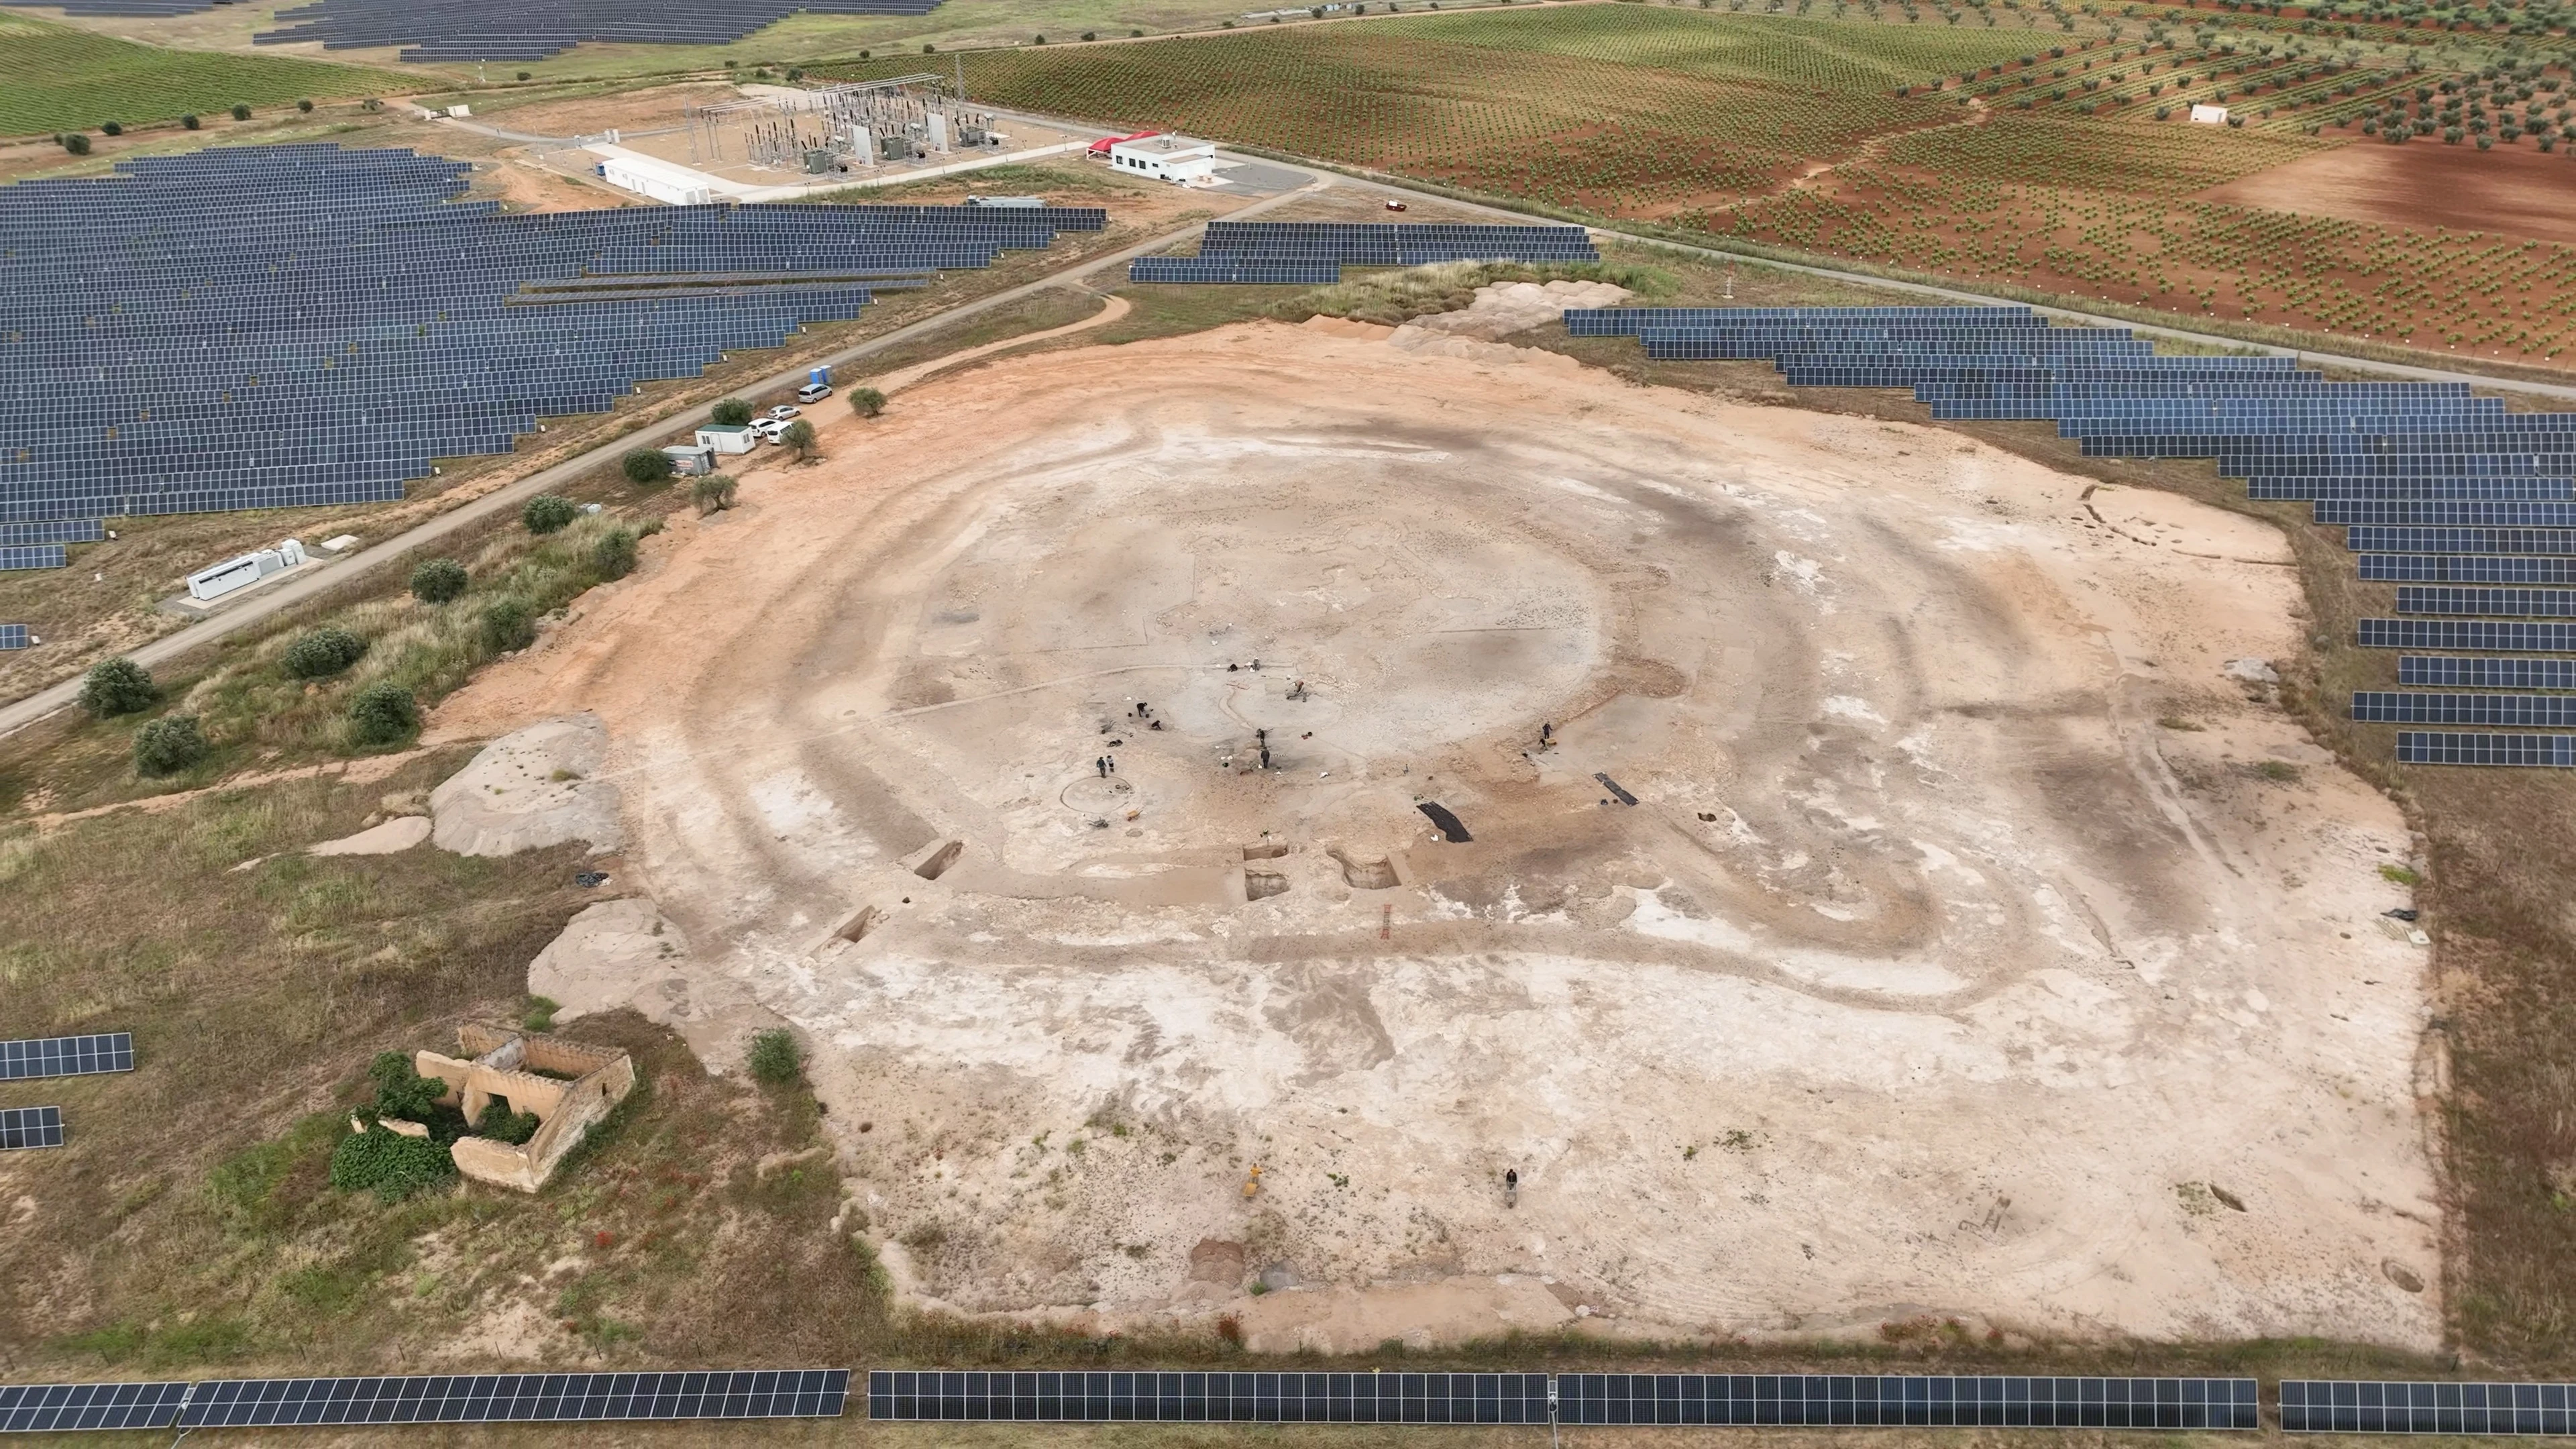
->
188;539;306;602
696;423;756;455
1106;135;1220;185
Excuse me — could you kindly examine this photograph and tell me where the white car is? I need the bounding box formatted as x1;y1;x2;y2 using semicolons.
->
764;405;801;421
796;381;833;404
749;417;794;443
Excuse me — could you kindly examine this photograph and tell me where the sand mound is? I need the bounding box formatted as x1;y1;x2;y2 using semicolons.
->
430;713;623;857
431;319;2437;1350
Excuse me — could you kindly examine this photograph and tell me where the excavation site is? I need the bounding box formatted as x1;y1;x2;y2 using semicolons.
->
430;313;2439;1355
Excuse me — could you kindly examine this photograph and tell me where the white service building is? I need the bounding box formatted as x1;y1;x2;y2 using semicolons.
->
592;146;717;206
2190;104;2231;125
1106;135;1220;185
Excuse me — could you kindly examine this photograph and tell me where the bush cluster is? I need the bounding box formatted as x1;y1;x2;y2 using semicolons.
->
592;527;639;582
410;557;470;602
482;596;535;653
747;1028;803;1085
79;657;156;718
281;625;368;679
476;1100;542;1145
522;492;579;535
329;1127;455;1201
621;447;674;485
347;682;420;745
709;397;754;427
133;715;209;776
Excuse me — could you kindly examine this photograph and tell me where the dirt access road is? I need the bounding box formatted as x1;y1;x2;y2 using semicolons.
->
433;309;2440;1352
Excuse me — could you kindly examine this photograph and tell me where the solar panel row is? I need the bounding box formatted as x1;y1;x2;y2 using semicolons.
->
863;1373;2258;1428
0;1371;850;1432
1560;304;2576;770
0;1106;64;1150
2282;1380;2576;1434
0;1032;133;1081
1134;223;1599;284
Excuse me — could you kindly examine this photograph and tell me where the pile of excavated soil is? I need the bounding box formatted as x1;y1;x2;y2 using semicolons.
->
433;311;2439;1352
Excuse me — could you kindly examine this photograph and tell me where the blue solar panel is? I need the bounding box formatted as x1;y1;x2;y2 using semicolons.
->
2400;656;2576;690
0;1381;191;1433
2356;692;2576;727
0;625;27;651
177;1371;849;1426
0;545;66;571
0;1106;63;1150
0;1033;133;1080
2360;620;2576;651
2397;734;2576;766
2284;1381;2576;1432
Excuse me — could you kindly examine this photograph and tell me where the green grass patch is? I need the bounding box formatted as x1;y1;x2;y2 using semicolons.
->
0;12;403;137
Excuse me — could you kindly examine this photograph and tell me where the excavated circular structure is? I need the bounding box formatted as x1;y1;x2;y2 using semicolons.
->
433;314;2439;1353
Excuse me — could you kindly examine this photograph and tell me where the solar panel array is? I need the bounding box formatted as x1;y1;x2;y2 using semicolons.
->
1132;222;1598;285
0;1032;133;1081
0;145;1102;553
0;546;66;572
0;1106;64;1150
865;1373;2257;1428
0;625;26;651
0;1372;849;1432
2281;1381;2576;1434
0;0;943;61
1564;303;2576;769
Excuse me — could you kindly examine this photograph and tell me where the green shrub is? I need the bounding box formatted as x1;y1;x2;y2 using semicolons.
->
347;682;419;745
482;596;536;653
281;625;368;679
182;113;199;129
296;97;314;112
229;103;251;121
475;1099;542;1144
101;121;121;136
592;527;639;581
516;70;531;79
79;657;157;717
329;1126;455;1201
748;1028;802;1084
133;715;209;776
849;386;886;419
692;475;738;514
710;396;754;426
782;419;816;460
410;557;469;602
522;492;579;535
523;995;560;1032
61;132;90;154
369;1050;450;1120
621;447;674;485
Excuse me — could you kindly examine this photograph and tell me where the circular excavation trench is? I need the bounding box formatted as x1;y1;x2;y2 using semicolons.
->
432;315;2439;1353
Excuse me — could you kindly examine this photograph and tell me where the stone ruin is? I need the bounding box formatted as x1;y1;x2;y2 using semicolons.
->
413;1026;635;1193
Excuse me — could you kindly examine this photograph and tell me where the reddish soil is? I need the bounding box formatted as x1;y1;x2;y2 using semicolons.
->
2197;140;2576;243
